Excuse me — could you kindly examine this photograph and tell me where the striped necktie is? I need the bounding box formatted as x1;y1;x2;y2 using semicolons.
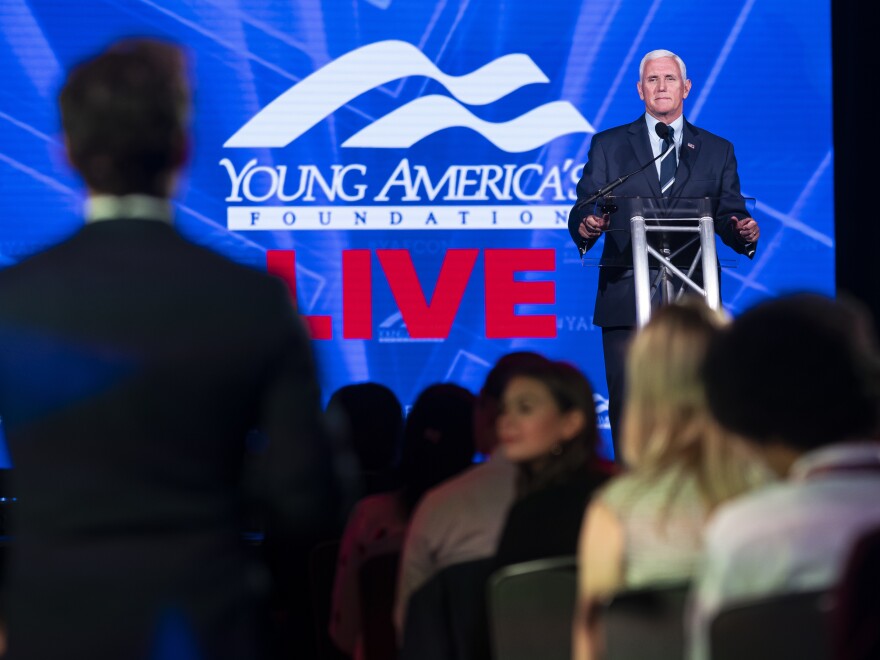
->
659;127;676;195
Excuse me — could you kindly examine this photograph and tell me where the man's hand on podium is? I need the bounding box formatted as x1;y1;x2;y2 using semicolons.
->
578;214;611;240
732;216;760;243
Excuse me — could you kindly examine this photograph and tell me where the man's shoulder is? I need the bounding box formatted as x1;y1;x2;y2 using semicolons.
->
0;225;87;304
592;118;735;147
0;224;82;272
699;485;797;561
102;218;289;297
0;219;292;316
704;477;839;555
173;230;284;289
591;117;642;143
710;481;792;528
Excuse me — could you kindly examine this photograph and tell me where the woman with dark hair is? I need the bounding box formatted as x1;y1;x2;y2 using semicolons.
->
396;384;479;512
330;383;476;659
326;382;404;498
492;360;614;568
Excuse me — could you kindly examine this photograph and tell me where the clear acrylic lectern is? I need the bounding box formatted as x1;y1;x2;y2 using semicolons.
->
596;196;754;327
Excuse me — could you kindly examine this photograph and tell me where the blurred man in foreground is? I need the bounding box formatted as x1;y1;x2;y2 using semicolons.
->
0;39;337;660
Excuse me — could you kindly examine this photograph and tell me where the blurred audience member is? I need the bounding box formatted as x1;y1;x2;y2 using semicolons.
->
330;384;475;659
689;293;880;660
493;360;613;569
574;300;771;660
393;352;547;636
0;39;338;660
326;383;403;497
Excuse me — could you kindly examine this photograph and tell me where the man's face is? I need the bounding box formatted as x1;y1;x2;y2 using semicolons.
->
637;57;691;122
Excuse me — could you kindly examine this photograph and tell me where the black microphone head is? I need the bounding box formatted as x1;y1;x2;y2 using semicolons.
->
654;122;670;140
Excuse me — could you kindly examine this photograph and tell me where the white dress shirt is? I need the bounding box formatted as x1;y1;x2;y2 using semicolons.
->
688;441;880;659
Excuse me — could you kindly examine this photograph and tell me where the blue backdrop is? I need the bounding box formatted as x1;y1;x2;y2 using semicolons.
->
0;0;833;460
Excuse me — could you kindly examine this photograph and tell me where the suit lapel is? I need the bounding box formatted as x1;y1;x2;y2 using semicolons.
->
627;118;662;198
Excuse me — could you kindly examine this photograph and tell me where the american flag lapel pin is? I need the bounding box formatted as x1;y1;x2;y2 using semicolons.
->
688;142;695;149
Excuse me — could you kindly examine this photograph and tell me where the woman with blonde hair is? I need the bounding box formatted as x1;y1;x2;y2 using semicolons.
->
573;299;773;660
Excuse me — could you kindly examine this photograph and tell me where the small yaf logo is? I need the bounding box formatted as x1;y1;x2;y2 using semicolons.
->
225;40;593;153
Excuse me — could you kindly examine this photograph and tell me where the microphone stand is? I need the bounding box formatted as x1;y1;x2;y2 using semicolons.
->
575;141;675;257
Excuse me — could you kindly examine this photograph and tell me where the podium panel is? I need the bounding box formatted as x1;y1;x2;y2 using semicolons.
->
587;196;755;326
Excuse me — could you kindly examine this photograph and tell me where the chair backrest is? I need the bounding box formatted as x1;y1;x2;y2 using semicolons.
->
358;552;402;660
488;556;578;660
399;568;452;660
601;582;690;660
835;525;880;660
400;557;495;660
443;559;496;660
710;589;834;660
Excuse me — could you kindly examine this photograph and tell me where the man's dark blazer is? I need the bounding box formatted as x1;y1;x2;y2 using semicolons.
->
568;116;757;328
0;218;337;659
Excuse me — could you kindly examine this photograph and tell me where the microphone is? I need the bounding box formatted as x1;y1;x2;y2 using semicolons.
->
573;126;676;255
655;122;670;141
655;122;676;168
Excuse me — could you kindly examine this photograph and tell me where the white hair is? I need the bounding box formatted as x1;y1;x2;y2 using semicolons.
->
639;49;688;81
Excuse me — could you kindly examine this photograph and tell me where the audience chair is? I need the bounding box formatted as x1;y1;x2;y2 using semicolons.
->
710;589;834;660
488;556;578;660
835;525;880;660
401;558;495;660
601;582;690;660
399;567;452;660
358;552;401;660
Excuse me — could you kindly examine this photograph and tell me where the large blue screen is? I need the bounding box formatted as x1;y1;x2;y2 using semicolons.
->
0;0;833;458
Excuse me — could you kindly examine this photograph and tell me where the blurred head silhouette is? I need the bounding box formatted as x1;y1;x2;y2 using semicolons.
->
399;383;476;512
326;383;403;495
703;293;880;472
60;38;190;198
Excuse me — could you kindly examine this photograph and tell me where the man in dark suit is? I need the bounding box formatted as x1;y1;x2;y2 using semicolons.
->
568;49;760;457
0;40;338;659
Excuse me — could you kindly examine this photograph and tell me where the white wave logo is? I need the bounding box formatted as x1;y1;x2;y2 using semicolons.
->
225;40;593;153
593;393;611;430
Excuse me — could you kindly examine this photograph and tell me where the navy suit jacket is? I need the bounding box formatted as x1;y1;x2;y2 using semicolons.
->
0;218;338;660
568;116;757;327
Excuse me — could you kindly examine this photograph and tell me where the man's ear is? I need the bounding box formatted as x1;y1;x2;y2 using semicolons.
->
637;80;645;101
683;79;692;99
